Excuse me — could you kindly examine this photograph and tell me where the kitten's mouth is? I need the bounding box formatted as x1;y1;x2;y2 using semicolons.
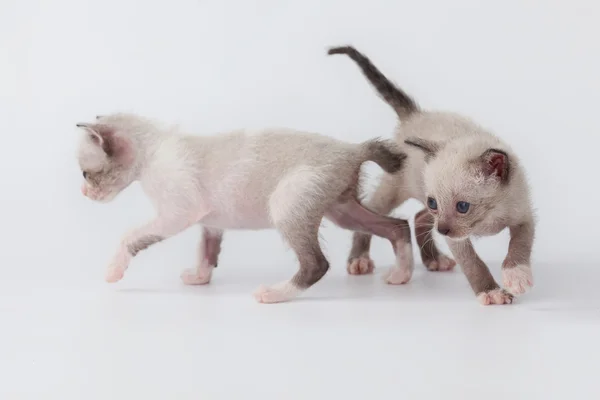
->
434;224;469;241
83;189;116;203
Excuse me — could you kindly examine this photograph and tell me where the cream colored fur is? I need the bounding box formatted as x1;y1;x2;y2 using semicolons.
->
397;111;533;236
76;113;411;303
330;45;536;305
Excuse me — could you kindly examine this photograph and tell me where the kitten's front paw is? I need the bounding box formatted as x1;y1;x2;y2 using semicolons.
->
477;288;514;305
503;264;533;295
384;267;412;285
425;255;456;272
105;267;125;283
347;256;374;275
180;268;212;285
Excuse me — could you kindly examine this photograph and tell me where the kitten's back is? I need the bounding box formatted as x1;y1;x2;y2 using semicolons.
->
396;111;486;143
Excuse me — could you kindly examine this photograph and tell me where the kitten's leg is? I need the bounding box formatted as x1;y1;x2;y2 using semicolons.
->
502;221;534;296
181;227;224;285
106;214;202;283
326;198;414;285
447;238;513;305
414;209;456;271
255;166;336;304
348;174;408;275
254;220;329;304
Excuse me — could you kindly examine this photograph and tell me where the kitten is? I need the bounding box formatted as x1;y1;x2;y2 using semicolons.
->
76;113;414;303
328;46;535;305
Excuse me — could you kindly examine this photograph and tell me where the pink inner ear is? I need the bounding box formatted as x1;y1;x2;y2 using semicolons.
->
488;153;506;178
89;132;103;146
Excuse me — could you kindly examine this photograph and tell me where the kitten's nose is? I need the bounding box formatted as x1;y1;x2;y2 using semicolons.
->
81;184;88;197
437;225;451;236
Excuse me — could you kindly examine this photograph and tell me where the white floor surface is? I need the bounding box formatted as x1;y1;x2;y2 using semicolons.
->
1;263;599;399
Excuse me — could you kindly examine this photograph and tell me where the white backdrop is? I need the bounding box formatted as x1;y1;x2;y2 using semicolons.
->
1;0;598;285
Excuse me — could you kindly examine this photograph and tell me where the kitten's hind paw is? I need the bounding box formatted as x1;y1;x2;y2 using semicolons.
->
180;268;212;285
477;288;514;305
384;267;412;285
253;282;302;304
347;256;375;275
425;255;456;272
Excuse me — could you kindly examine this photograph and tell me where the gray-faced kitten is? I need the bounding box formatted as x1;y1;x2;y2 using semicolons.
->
328;46;535;305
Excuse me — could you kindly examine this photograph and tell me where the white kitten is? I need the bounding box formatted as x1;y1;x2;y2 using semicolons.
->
329;46;535;305
76;113;414;303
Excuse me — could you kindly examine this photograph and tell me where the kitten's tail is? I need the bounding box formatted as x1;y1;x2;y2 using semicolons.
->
361;138;407;174
327;45;418;120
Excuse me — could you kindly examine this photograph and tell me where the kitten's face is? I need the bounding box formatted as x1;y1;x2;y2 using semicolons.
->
423;161;502;240
408;138;510;241
76;117;136;202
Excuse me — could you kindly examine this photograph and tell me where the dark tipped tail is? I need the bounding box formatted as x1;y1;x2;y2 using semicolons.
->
328;46;418;120
361;138;407;174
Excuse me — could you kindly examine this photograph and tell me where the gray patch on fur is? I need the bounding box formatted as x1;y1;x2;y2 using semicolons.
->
348;233;371;262
278;220;330;290
292;240;330;289
328;45;418;119
128;235;164;256
404;138;440;161
448;238;500;295
363;138;407;173
203;228;223;268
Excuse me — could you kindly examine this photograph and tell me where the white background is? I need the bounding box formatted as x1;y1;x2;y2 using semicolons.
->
1;1;599;399
1;0;598;283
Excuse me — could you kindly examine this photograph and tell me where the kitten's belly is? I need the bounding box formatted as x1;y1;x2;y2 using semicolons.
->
199;208;274;230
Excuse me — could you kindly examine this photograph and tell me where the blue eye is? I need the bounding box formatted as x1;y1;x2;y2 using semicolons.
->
456;201;470;213
427;197;438;210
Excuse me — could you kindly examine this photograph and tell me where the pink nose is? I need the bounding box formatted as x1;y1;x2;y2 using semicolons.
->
81;184;88;197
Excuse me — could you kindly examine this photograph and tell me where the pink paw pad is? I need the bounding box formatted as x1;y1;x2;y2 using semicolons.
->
347;256;374;275
105;267;124;283
477;289;514;305
503;265;533;295
426;255;456;272
180;268;212;285
384;267;412;285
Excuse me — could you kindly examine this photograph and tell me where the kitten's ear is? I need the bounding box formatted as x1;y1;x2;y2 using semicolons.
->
76;122;114;156
480;148;509;182
404;138;440;160
76;123;104;146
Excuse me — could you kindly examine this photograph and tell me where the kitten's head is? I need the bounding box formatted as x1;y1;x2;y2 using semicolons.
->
75;114;142;202
406;137;510;240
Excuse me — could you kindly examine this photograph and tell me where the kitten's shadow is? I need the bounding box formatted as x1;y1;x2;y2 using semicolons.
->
115;287;186;294
114;286;380;302
112;263;599;308
112;268;408;302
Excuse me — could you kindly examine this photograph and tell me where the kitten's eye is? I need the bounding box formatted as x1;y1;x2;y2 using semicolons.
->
427;197;438;210
456;201;470;213
82;171;88;179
